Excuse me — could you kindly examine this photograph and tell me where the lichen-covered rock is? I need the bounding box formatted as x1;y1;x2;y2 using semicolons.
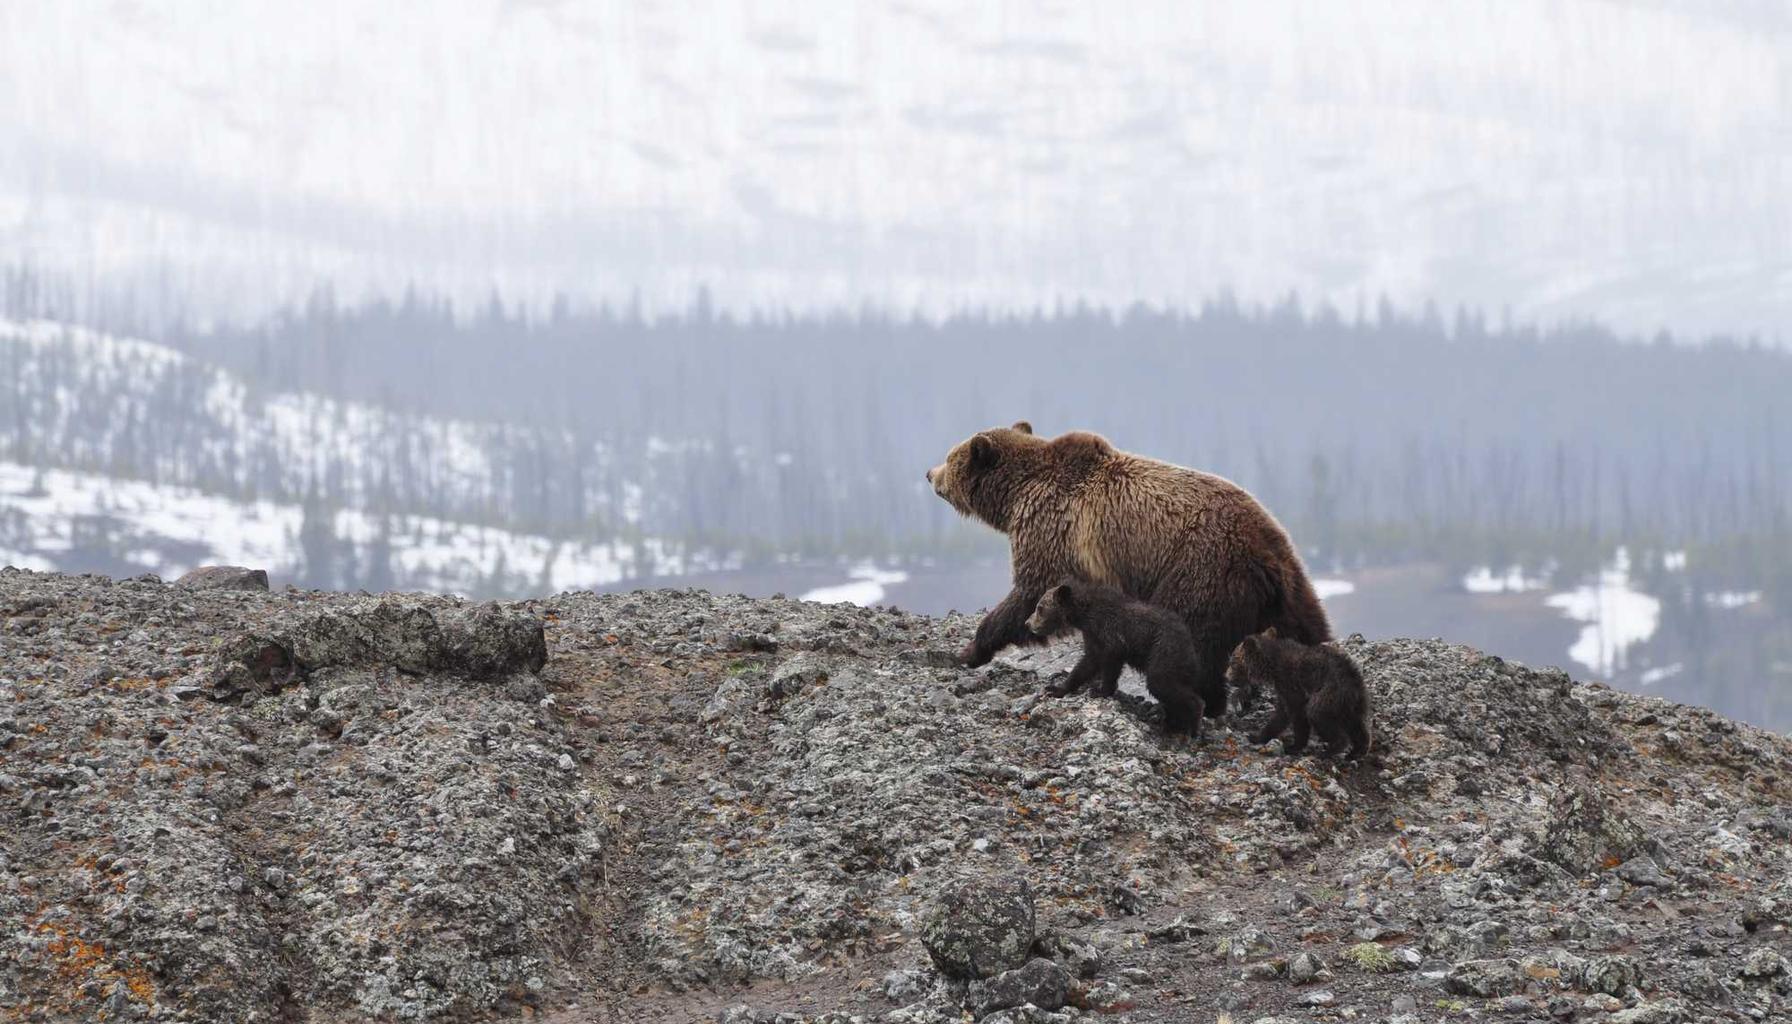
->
1534;784;1649;874
208;632;298;699
1580;954;1643;995
287;597;447;674
964;957;1071;1015
441;601;549;677
921;876;1037;979
281;597;546;679
175;565;270;591
1445;958;1522;998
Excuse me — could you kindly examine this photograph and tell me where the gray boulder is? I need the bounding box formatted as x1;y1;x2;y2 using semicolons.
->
921;875;1037;979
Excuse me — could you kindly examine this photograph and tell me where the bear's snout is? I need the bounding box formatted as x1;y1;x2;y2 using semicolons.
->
926;464;949;497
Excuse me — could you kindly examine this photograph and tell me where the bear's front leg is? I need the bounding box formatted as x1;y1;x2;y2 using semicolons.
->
961;586;1047;667
1046;647;1105;697
1092;657;1124;697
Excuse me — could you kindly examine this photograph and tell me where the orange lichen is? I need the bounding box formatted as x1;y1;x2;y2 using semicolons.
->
29;920;158;1016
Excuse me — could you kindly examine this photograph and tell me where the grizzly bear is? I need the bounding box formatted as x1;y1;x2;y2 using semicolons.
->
926;422;1331;716
1024;578;1205;737
1225;628;1372;758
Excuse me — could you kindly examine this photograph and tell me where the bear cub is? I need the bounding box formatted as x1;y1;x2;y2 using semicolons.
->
1024;578;1206;737
1226;628;1373;758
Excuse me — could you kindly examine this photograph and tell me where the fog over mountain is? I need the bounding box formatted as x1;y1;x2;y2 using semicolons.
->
4;0;1789;337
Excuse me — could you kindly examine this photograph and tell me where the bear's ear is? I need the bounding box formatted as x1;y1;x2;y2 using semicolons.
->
1010;420;1033;435
967;433;999;470
1262;626;1279;640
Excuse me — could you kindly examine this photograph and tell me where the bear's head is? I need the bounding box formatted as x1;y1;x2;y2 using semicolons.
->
1224;626;1278;688
927;421;1089;530
925;421;1041;526
1024;577;1081;637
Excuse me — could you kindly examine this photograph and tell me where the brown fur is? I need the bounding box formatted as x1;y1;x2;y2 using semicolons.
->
1025;578;1204;737
927;424;1332;716
1226;628;1373;758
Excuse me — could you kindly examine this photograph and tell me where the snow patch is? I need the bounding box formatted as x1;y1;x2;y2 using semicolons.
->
1545;548;1660;679
802;564;909;606
1463;565;1547;594
1312;578;1355;600
1707;590;1761;610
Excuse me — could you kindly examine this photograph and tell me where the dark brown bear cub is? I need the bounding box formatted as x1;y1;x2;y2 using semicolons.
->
1226;628;1372;758
1025;578;1206;737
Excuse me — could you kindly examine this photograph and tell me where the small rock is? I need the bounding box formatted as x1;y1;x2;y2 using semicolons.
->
881;968;933;1003
766;654;828;698
1607;1002;1687;1024
1145;915;1205;943
1241;960;1286;982
1447;958;1521;998
1580;954;1642;995
1616;854;1670;887
1217;926;1276;963
964;957;1071;1015
1079;979;1135;1013
1288;951;1328;985
1738;948;1790;979
1033;933;1101;978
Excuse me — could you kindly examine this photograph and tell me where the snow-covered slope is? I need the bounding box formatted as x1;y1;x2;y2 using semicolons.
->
0;317;626;525
3;319;495;498
0;461;729;596
3;1;1788;338
0;318;763;593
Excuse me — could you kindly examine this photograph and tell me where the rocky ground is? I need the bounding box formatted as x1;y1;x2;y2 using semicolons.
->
1;567;1789;1024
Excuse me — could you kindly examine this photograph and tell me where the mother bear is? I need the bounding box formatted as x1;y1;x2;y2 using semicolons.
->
926;422;1332;716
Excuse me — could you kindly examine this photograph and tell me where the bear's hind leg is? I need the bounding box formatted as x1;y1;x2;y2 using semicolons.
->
1154;683;1203;739
1143;657;1204;739
1190;633;1231;718
1254;705;1289;746
1280;694;1315;754
1311;716;1350;758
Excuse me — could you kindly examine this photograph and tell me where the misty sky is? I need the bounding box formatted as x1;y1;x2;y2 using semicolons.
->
3;0;1789;337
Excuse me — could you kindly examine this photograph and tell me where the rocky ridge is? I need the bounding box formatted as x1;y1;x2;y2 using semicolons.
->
0;568;1788;1023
